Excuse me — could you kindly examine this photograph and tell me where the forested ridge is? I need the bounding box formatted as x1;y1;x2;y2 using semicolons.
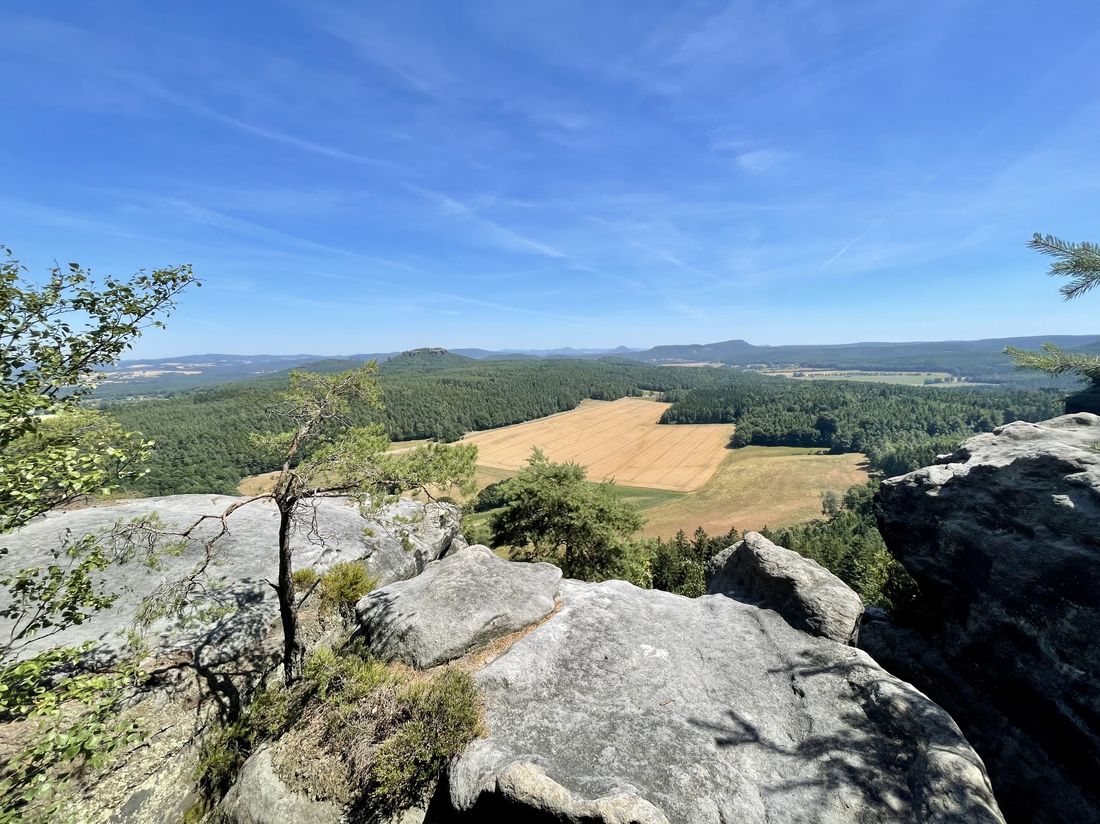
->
661;380;1062;475
107;355;729;495
623;335;1100;384
107;350;1063;495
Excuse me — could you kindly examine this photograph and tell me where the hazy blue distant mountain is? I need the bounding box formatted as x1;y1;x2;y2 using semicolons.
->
618;335;1100;384
623;335;1100;363
97;334;1100;399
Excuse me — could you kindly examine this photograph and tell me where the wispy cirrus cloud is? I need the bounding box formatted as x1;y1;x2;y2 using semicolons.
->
4;1;1100;353
125;78;396;170
406;184;569;260
734;148;789;174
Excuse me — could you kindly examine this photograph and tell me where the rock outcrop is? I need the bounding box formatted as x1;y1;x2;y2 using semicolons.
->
213;747;343;824
7;492;1010;822
1066;383;1100;415
1;494;460;824
707;531;863;644
444;579;1000;823
350;548;1003;822
0;495;461;660
870;413;1100;823
356;544;561;668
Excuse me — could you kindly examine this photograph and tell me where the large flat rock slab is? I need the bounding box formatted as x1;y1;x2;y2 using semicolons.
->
357;545;561;668
445;578;1003;823
0;495;460;660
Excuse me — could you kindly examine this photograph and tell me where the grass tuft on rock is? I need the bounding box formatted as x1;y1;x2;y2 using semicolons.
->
367;669;482;811
290;567;319;593
191;683;302;807
317;561;377;620
192;642;483;820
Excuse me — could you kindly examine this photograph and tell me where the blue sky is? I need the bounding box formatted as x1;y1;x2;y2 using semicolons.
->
2;1;1098;357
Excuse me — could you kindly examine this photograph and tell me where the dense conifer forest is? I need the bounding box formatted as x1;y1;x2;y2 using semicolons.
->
660;380;1062;476
107;355;722;495
107;351;1064;495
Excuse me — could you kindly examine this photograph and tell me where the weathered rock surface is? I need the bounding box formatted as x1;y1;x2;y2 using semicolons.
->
357;564;1000;823
871;413;1100;823
0;495;460;660
357;544;561;668
212;747;343;824
707;532;863;644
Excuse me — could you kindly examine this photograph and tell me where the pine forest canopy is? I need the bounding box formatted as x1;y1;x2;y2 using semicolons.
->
106;354;1064;497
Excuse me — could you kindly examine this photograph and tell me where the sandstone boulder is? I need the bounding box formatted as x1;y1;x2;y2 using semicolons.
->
357;544;561;668
706;532;863;644
212;747;343;824
444;578;1003;823
871;413;1100;823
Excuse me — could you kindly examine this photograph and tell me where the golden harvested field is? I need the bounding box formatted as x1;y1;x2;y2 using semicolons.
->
237;403;868;541
238;470;278;496
640;446;869;538
462;398;733;492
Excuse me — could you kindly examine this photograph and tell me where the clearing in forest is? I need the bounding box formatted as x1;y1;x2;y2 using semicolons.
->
462;398;732;493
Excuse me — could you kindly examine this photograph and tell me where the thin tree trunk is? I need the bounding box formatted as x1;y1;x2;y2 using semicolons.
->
277;502;304;684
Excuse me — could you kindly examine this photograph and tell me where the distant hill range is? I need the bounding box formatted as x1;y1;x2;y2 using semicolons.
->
96;335;1100;399
619;335;1098;363
616;335;1100;380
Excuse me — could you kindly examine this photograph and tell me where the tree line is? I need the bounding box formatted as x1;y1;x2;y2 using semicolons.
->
107;357;731;495
110;353;1065;496
659;379;1062;475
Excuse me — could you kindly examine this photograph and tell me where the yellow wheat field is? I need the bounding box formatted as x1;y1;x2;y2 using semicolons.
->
462;398;733;492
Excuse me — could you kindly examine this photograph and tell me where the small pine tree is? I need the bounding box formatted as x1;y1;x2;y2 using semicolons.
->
1005;234;1100;409
489;448;643;580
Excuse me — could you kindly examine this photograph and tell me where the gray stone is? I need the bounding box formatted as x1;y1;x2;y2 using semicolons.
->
0;495;460;661
872;413;1100;824
212;747;342;824
447;534;470;554
357;545;561;668
446;577;1003;823
706;532;863;644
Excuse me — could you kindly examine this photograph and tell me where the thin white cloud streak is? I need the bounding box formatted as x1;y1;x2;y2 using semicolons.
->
813;28;1100;275
578;212;726;288
122;75;396;170
404;184;647;291
428;290;583;323
0;196;190;249
405;184;567;259
262;269;584;323
117;194;418;279
816;221;882;273
735;148;788;173
306;5;452;98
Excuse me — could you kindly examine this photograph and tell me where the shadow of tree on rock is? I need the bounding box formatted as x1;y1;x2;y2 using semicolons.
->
689;647;1002;823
